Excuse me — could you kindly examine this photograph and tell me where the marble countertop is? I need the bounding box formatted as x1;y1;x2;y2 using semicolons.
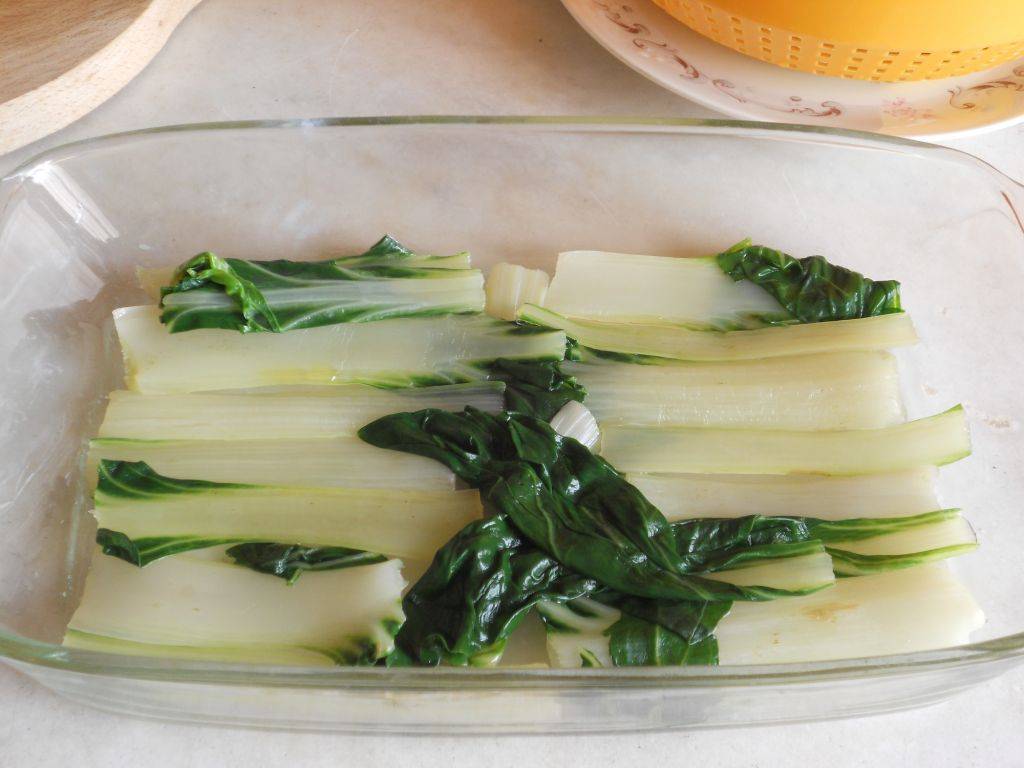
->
2;1;1022;764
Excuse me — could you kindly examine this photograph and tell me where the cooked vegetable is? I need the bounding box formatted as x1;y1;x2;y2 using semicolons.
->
549;401;601;449
388;515;832;667
541;245;900;328
77;240;979;671
359;408;834;604
89;436;456;490
541;564;983;667
485;263;550;321
362;408;953;664
67;550;406;664
629;468;940;520
320;235;472;269
225;543;386;584
542;249;787;328
116;306;568;394
64;628;340;667
98;383;505;441
823;509;978;575
136;236;471;302
600;406;970;475
92;460;482;563
159;236;483;333
537;597;729;666
482;357;585;420
675;510;974;577
518;304;917;362
567;350;904;430
388;516;597;667
716;242;902;324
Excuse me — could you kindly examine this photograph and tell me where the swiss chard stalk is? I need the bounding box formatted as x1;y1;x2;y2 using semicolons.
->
92;460;482;565
67;550;407;666
159;236;484;333
116;306;568;394
517;303;917;363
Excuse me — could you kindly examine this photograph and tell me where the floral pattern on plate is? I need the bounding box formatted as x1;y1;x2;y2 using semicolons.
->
565;0;1024;139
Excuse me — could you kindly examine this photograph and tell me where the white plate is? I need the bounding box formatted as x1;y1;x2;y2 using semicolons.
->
563;0;1024;140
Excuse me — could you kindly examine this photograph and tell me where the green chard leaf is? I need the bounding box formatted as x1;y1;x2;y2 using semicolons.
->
388;516;597;666
483;357;586;421
359;408;823;604
606;614;720;666
97;459;252;499
159;235;484;333
226;543;387;584
95;528;237;567
715;242;901;323
360;408;972;667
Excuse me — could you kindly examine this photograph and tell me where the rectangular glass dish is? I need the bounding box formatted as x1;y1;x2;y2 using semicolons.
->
1;117;1023;733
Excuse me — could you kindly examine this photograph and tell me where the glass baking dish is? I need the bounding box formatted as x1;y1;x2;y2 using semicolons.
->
1;117;1023;734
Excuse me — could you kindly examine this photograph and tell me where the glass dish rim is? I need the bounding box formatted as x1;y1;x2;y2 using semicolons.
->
2;114;1023;689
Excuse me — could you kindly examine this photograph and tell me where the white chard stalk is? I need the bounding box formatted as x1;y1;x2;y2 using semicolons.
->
116;306;566;394
89;437;457;490
600;407;970;476
99;383;505;441
485;262;550;321
629;469;941;521
549;401;601;449
67;552;406;664
519;304;918;362
568;350;904;430
543;250;784;327
93;481;482;561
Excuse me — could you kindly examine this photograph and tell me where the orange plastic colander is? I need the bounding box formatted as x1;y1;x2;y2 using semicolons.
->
651;0;1024;81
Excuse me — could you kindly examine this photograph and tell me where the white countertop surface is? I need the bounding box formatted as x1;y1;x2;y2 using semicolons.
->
2;1;1023;765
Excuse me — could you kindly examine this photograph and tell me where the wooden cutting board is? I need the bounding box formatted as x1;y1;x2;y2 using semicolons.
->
0;0;203;156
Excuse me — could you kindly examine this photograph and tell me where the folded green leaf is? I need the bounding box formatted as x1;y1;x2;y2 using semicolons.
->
359;408;830;603
96;528;236;567
716;242;901;323
482;357;586;420
329;235;471;269
159;236;484;333
388;515;596;666
606;614;719;666
538;595;728;667
226;543;387;584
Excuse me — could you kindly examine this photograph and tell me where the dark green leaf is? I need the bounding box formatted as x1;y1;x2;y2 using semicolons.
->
671;516;815;571
96;459;251;500
598;592;731;648
359;408;813;603
390;516;596;666
606;614;720;666
716;242;901;323
226;543;387;584
483;357;586;420
96;528;237;567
